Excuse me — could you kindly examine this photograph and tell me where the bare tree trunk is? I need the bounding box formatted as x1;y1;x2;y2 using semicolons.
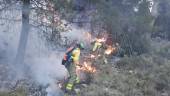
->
15;0;30;65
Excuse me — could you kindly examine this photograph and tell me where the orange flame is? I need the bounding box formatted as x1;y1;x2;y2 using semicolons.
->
97;38;106;43
83;62;96;73
77;62;96;73
105;46;115;55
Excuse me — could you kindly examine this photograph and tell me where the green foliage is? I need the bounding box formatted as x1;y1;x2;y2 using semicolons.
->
152;0;170;40
52;0;77;20
81;40;170;96
116;53;170;95
88;0;153;55
0;88;27;96
154;43;170;59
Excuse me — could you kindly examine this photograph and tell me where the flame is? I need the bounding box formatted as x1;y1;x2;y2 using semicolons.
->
90;54;95;58
97;38;106;43
77;62;96;73
89;54;101;59
105;46;115;55
83;62;96;73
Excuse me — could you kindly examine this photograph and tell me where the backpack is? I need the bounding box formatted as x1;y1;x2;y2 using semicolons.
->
62;46;76;67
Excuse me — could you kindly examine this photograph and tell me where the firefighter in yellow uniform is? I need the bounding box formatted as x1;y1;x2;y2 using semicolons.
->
92;38;105;52
64;43;84;92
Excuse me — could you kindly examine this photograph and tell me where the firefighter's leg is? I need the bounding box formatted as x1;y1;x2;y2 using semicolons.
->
92;43;98;52
66;63;77;92
93;42;102;55
97;43;102;49
75;76;80;84
97;43;102;55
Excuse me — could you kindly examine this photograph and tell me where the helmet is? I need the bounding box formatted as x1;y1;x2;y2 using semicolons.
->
77;42;84;49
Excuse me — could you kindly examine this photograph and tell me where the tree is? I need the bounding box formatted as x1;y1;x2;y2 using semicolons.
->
88;0;152;55
14;0;30;65
153;0;170;40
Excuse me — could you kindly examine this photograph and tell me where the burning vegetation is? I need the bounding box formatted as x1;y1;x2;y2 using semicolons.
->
81;61;96;73
104;45;116;55
2;0;170;96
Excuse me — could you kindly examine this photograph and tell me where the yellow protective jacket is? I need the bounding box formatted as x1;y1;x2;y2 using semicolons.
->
71;48;80;63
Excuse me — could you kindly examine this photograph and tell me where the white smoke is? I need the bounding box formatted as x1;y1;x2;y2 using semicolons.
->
62;24;91;41
0;3;67;95
0;5;21;64
46;82;64;96
0;2;91;95
61;23;93;49
25;27;68;83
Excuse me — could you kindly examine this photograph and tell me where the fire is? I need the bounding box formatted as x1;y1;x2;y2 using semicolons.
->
90;53;101;59
83;62;96;73
89;54;101;59
77;62;96;73
97;38;106;43
105;46;115;55
90;54;95;58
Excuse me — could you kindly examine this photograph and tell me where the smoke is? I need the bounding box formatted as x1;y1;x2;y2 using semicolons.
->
61;24;93;48
63;25;90;40
0;4;68;95
150;0;159;17
23;25;69;95
0;7;21;64
0;2;91;95
46;82;64;96
0;24;67;95
25;51;67;96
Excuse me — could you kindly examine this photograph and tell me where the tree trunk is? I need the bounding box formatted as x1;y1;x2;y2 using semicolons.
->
14;0;30;65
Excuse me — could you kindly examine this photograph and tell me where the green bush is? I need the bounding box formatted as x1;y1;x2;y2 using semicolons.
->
0;88;26;96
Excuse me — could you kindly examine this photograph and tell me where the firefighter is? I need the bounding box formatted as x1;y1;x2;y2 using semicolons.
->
92;37;105;52
62;43;84;92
